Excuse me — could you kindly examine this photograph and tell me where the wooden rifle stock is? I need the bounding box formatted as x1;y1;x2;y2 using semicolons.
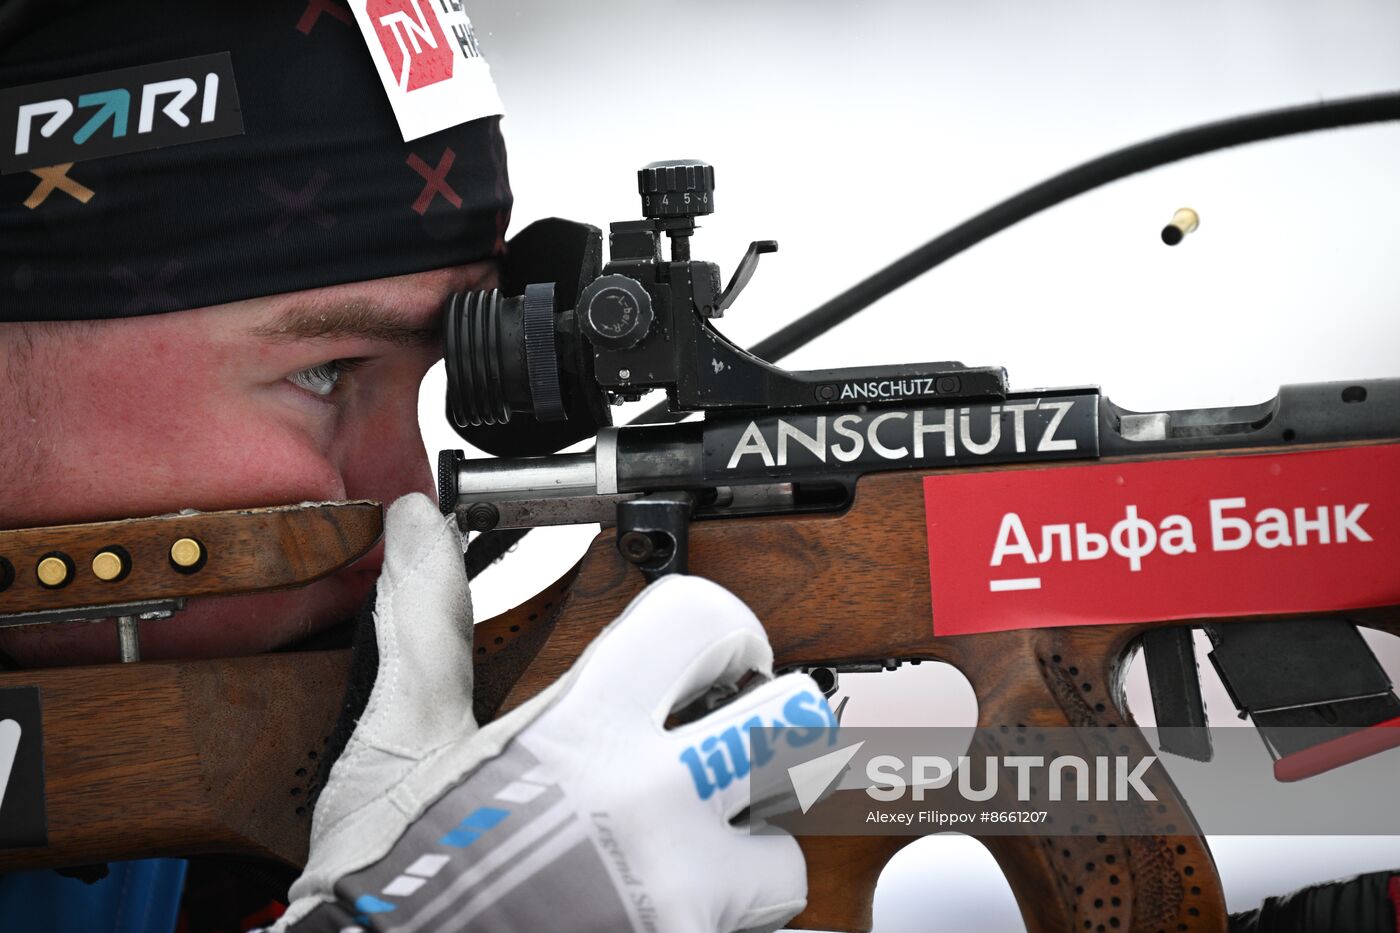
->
2;446;1397;932
0;575;571;874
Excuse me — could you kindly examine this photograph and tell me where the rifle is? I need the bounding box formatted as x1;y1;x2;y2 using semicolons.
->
3;94;1399;932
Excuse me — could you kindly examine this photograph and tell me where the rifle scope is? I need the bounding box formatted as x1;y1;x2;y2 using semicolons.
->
442;160;1004;458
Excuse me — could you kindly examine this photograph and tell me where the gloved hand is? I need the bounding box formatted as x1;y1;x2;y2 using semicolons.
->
273;492;822;933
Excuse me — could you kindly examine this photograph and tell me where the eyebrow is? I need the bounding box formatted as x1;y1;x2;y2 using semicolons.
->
246;300;440;346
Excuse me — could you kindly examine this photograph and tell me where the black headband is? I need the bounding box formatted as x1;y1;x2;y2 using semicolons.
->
0;0;512;322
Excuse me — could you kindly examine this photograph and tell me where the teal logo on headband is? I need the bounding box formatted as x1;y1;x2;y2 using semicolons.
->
1;52;244;175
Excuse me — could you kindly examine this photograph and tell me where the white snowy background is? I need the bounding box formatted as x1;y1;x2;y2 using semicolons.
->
421;2;1400;929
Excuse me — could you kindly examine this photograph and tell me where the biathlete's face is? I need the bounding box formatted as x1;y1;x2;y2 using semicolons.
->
0;260;495;666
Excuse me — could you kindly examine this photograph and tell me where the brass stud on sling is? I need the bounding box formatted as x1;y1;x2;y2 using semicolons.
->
169;537;205;572
37;554;72;588
92;550;128;582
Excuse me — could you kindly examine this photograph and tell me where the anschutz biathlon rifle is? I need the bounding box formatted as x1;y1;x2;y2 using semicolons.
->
2;93;1400;933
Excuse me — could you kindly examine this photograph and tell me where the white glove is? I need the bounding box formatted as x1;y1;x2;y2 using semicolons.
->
274;492;822;933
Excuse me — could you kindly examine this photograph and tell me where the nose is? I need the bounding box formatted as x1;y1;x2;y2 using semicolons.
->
338;415;432;581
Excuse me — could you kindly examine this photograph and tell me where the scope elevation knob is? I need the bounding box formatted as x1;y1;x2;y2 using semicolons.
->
638;159;714;219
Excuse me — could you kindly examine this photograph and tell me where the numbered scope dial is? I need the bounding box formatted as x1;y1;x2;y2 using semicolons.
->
638;159;715;219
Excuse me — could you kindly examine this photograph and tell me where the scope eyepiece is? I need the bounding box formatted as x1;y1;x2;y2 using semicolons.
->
443;288;513;427
443;280;573;425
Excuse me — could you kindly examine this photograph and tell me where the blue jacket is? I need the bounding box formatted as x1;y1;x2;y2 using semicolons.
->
0;859;186;933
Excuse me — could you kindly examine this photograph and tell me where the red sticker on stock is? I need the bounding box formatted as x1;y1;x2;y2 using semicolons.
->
922;444;1400;636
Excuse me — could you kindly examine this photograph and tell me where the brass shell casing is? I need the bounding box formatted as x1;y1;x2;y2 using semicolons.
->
1171;207;1200;235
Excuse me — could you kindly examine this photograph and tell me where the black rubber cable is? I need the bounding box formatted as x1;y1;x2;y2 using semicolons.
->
466;91;1400;578
747;91;1400;366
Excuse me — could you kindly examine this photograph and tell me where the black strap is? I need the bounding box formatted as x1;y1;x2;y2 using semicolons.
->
1229;870;1398;933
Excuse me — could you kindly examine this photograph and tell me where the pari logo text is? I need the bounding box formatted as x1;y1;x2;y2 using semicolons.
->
923;444;1400;636
679;690;837;801
2;53;243;175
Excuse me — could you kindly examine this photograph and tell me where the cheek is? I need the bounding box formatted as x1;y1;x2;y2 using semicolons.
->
345;374;420;441
214;428;349;507
44;354;347;521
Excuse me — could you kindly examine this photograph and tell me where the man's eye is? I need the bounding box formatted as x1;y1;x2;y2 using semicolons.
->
287;359;367;397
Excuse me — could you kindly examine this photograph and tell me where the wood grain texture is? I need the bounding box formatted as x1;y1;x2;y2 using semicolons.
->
0;572;569;872
0;502;383;615
0;650;350;872
494;449;1400;933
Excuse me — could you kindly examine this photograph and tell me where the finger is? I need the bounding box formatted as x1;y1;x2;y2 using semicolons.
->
360;492;475;755
559;575;775;725
670;671;836;823
721;833;807;933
